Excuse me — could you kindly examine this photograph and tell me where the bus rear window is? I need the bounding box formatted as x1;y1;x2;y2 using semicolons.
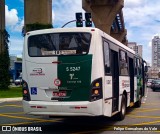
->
28;32;91;56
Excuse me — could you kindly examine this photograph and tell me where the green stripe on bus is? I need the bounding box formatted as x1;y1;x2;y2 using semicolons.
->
58;55;92;101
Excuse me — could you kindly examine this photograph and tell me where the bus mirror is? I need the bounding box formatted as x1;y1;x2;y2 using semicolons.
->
145;66;148;72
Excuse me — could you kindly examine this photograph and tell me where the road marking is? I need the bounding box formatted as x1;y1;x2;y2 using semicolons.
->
0;104;22;108
127;115;160;119
0;112;24;115
0;113;62;124
134;108;160;113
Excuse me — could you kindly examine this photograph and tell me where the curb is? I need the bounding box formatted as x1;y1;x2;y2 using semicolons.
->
0;97;22;102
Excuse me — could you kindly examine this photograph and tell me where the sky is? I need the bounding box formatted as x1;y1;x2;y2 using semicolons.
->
4;0;160;65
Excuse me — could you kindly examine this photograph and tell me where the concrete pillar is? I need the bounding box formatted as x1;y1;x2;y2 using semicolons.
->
82;0;124;34
24;0;52;27
0;0;5;53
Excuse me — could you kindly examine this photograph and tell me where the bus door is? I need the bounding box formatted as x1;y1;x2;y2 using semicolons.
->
111;50;119;112
129;57;134;103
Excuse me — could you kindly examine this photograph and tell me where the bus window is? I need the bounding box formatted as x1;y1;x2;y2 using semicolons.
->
134;58;138;75
28;33;91;56
119;50;128;75
103;41;111;74
138;58;142;75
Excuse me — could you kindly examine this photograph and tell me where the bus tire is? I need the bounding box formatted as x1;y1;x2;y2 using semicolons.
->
117;95;126;121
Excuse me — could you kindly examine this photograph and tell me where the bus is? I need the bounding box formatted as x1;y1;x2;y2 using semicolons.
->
22;27;147;120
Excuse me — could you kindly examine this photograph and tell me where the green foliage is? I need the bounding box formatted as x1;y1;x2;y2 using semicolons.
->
17;57;22;61
0;86;22;98
0;29;10;90
22;23;53;36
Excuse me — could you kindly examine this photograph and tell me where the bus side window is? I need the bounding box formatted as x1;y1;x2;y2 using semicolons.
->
119;50;128;75
134;58;138;76
138;58;142;75
103;41;111;74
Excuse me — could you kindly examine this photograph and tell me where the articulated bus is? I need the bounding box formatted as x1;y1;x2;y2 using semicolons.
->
22;28;147;120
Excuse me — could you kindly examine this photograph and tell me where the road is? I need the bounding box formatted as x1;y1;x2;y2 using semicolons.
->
0;87;160;133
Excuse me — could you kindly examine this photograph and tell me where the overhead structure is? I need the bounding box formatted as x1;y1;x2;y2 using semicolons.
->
0;0;5;53
82;0;127;45
111;10;127;45
24;0;52;32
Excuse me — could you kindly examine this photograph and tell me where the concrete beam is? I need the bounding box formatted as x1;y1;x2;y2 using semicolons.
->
122;38;128;46
24;0;52;25
111;29;127;45
0;0;5;53
82;0;124;34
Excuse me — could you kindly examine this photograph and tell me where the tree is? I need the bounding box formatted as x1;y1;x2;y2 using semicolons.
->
0;29;10;89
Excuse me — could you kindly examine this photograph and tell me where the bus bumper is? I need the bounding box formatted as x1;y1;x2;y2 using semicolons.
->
22;100;103;116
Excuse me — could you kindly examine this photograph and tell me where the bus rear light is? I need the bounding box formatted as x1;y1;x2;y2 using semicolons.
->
31;106;36;108
37;106;47;109
93;89;99;95
22;80;31;101
75;106;81;109
23;90;28;94
70;106;87;109
30;106;46;109
90;78;103;102
95;82;100;87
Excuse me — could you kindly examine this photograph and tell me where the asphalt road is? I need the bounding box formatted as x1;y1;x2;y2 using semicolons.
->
0;87;160;134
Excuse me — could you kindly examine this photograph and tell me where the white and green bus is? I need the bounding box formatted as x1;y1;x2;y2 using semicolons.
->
22;28;147;120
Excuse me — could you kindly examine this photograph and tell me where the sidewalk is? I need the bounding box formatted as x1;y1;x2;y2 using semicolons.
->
0;97;22;102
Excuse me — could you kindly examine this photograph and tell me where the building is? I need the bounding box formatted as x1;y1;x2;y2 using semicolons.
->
10;56;22;81
128;42;143;57
152;35;160;67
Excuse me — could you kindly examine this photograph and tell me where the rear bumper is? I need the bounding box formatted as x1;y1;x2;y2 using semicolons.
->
22;100;103;116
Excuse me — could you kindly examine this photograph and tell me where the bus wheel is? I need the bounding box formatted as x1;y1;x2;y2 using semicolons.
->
117;95;126;121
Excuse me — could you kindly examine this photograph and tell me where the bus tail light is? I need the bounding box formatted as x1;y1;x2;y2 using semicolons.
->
90;78;103;101
22;80;31;101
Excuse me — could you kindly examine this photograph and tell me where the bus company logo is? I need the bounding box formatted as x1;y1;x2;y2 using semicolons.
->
122;80;129;88
54;79;61;86
30;68;45;76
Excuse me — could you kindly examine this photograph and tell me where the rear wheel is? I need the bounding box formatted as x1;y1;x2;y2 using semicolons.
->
116;95;126;121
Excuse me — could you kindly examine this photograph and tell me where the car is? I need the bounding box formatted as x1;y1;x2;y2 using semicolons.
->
14;77;22;86
150;79;160;91
147;79;154;87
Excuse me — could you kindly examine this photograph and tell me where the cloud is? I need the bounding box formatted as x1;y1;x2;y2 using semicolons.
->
5;5;19;26
9;37;23;56
13;18;24;32
5;5;24;32
52;0;84;27
123;0;160;64
124;0;144;8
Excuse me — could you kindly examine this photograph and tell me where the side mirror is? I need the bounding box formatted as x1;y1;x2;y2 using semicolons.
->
145;66;148;72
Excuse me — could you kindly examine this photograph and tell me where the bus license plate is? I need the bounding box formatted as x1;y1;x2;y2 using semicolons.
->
53;91;66;97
